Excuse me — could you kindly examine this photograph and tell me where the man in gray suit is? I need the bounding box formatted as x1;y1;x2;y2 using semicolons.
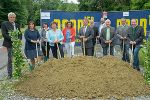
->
78;18;94;56
116;18;130;62
100;19;116;56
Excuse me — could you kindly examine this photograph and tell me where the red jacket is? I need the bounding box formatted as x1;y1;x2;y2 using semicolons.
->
62;27;76;42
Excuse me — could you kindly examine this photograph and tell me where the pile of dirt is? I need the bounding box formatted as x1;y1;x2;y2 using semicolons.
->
14;56;150;99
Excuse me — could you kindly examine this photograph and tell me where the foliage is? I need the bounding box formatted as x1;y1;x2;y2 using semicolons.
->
78;0;131;11
142;38;150;84
9;29;25;78
0;0;28;27
130;0;150;10
78;0;150;11
1;0;150;26
58;2;79;12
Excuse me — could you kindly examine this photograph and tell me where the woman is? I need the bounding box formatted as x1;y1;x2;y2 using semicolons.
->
40;23;50;62
24;21;40;71
62;21;76;57
47;21;64;59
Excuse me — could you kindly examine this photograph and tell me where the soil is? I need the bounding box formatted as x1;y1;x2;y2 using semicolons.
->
14;56;150;99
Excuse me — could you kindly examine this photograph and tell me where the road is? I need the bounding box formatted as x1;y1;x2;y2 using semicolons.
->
0;39;7;69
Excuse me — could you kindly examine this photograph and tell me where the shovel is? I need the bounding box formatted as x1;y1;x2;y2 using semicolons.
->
70;38;72;58
23;52;33;71
108;42;111;55
56;43;61;59
94;37;98;57
83;38;86;56
36;42;39;65
45;41;48;61
130;43;134;66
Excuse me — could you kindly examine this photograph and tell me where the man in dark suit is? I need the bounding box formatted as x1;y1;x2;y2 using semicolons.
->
78;18;94;56
127;19;144;71
89;20;99;56
100;19;116;56
1;12;22;79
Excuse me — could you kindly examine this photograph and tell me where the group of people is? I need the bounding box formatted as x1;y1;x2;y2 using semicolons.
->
1;12;144;79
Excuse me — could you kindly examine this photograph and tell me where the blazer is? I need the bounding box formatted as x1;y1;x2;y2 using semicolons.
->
127;25;144;46
100;26;116;47
116;25;129;45
62;27;76;42
24;29;40;50
78;26;94;48
1;21;22;48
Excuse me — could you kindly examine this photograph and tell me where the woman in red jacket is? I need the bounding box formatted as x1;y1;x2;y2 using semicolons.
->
62;21;76;57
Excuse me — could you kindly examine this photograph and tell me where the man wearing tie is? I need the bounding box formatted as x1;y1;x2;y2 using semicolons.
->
116;18;130;62
78;18;94;56
1;12;22;79
100;19;116;56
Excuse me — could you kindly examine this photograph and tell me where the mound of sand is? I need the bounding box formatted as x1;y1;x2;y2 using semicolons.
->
14;56;150;99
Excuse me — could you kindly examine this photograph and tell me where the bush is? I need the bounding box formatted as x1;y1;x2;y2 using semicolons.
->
142;38;150;84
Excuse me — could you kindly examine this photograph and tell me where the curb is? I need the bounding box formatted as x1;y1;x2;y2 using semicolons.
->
0;64;7;70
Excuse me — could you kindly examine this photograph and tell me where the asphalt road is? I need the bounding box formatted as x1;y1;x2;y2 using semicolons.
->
0;39;7;69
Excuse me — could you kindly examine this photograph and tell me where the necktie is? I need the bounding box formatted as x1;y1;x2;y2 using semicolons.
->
12;22;16;31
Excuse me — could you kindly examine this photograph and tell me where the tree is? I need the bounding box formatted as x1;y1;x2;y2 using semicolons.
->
0;0;28;27
58;2;79;11
131;0;150;10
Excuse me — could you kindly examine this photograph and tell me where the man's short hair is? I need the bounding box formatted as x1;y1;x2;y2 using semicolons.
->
121;18;126;21
8;12;16;17
105;19;111;24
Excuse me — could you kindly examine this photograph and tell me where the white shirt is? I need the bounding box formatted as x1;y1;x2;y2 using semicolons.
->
83;26;87;34
106;28;110;40
99;23;106;36
12;22;16;31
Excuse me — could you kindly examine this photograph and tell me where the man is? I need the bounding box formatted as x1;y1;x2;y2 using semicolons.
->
98;18;106;37
78;18;94;56
1;12;22;79
100;19;115;56
116;18;130;62
97;18;106;44
127;19;144;71
89;20;99;56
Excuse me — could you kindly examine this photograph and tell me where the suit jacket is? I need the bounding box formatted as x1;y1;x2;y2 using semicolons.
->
78;26;94;48
92;26;99;45
100;26;116;47
1;21;22;48
116;25;129;45
127;25;144;46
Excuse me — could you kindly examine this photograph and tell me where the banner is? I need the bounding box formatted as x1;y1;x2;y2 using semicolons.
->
41;10;150;45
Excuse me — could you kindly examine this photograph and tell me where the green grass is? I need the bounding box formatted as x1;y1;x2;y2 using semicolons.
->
139;49;145;67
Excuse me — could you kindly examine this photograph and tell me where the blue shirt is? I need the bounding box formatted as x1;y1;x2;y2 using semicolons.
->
47;29;64;46
66;29;71;43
